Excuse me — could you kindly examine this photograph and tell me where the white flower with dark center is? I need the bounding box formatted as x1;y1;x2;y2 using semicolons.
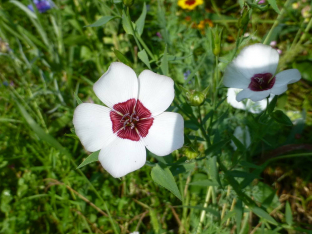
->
227;88;274;113
73;62;184;178
223;44;301;102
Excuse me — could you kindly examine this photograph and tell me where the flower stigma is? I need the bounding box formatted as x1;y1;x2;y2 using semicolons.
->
110;99;154;141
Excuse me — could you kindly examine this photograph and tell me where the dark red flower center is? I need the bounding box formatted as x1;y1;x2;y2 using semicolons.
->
185;0;196;5
248;73;275;91
110;99;153;141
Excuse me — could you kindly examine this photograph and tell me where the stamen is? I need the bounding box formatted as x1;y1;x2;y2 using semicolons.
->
123;119;129;129
120;113;130;122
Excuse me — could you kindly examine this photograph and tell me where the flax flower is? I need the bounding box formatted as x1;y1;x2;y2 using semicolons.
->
227;88;274;113
73;63;184;178
223;44;301;102
178;0;203;10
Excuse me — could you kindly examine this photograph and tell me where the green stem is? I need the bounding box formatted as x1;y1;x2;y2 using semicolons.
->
196;186;212;234
263;0;292;45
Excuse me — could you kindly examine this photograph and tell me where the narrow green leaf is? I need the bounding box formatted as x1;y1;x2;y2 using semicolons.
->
285;201;293;226
202;110;213;125
234;199;243;232
122;11;133;35
271;110;293;126
138;49;151;69
15;102;71;158
251;206;278;225
267;96;278;114
135;2;147;36
231;134;246;151
184;120;199;130
10;0;37;19
86;16;117;27
74;93;83;105
188;179;218;187
267;0;280;14
226;170;258;180
207;156;221;186
205;140;229;156
151;164;182;201
113;49;132;67
160;45;168;76
77;151;100;169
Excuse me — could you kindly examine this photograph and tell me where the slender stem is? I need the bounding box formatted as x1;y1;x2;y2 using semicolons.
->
226;198;236;226
196;186;212;234
136;32;156;61
263;0;292;45
127;8;142;51
221;186;231;220
296;17;312;47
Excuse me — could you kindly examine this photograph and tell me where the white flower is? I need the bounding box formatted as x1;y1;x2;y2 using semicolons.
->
223;44;301;102
73;62;184;178
230;126;251;150
227;88;274;113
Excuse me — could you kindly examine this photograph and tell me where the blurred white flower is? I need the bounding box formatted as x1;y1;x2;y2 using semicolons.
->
130;232;140;234
73;62;184;178
227;88;274;113
223;44;301;102
231;126;251;150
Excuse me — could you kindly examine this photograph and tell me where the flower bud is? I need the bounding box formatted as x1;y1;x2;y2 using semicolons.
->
211;27;223;56
123;0;134;7
188;91;205;106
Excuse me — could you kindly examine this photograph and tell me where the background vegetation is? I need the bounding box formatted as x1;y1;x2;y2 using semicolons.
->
1;0;312;233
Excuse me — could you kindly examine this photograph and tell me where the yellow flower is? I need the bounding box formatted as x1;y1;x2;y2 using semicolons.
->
178;0;203;10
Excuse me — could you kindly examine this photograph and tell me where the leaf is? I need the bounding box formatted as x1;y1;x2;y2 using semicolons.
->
135;2;147;36
151;164;182;201
267;0;280;14
184;120;199;130
15;102;71;158
234;199;243;232
205;140;229;156
86;16;117;27
188;180;218;187
285;201;293;226
207;156;221;186
267;96;278;114
271;110;293;126
160;45;168;76
77;151;100;169
122;11;133;35
202;110;213;125
74;93;83;105
231;134;246;152
113;49;132;67
10;0;37;19
251;206;278;225
138;49;151;69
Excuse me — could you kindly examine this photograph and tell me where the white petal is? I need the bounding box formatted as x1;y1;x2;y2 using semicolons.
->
143;112;184;156
93;62;138;108
270;85;288;95
274;69;301;86
73;103;116;152
223;64;251;89
229;44;279;81
236;89;270;102
227;88;246;110
98;138;146;178
138;70;174;116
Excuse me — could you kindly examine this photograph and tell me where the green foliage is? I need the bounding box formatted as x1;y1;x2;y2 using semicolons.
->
1;0;311;232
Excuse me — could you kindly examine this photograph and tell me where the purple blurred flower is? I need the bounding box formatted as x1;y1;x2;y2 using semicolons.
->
183;70;191;80
28;0;54;13
277;49;282;54
257;0;265;4
270;41;277;47
156;32;162;39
